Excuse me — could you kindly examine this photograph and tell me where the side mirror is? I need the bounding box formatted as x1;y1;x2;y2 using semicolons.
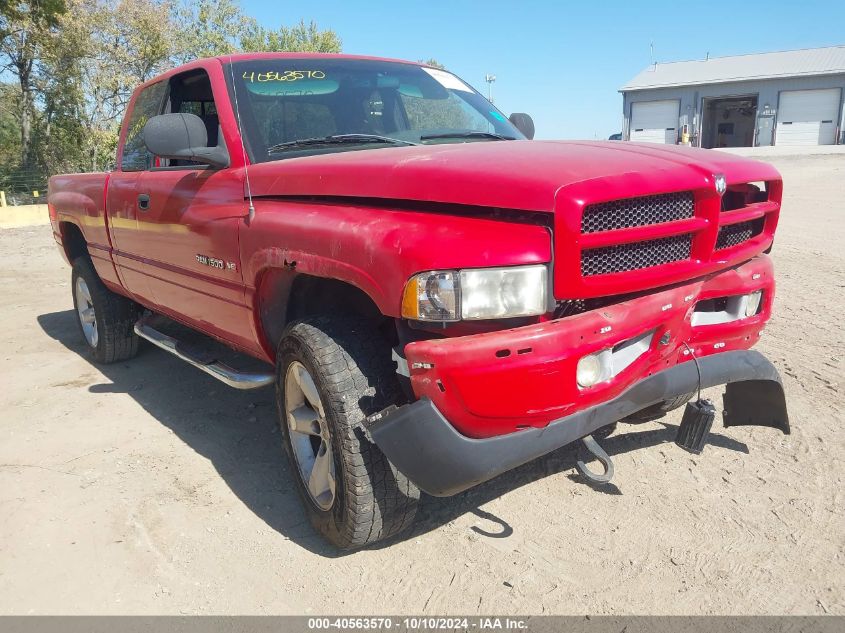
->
509;113;535;140
143;113;229;168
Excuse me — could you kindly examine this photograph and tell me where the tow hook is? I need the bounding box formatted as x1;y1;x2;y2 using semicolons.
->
575;434;615;485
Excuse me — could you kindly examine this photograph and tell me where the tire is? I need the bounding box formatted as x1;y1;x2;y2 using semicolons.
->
276;316;419;550
592;422;617;440
624;392;695;423
71;257;139;364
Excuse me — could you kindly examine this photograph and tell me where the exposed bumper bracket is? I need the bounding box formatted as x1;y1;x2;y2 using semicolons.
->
575;435;615;484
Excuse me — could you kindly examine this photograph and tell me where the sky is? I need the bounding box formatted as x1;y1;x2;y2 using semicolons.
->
242;0;845;140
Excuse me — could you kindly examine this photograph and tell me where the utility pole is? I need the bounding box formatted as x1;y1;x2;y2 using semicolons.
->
485;74;496;103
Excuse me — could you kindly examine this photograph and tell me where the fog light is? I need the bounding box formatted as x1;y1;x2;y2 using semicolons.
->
745;290;763;317
577;353;604;388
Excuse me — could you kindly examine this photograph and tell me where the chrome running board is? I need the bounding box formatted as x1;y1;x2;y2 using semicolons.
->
134;319;274;390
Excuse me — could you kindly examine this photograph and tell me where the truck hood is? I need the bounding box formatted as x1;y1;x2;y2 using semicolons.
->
246;140;780;212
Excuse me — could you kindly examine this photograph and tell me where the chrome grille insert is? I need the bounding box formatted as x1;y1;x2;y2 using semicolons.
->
581;191;694;233
581;234;692;276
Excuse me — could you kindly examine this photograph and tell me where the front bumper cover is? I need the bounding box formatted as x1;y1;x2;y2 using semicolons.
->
368;350;788;497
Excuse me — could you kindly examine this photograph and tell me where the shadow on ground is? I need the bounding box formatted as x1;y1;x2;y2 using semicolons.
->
38;309;749;557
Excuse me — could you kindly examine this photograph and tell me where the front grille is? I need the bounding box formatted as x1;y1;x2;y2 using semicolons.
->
581;234;692;276
581;191;694;233
554;294;631;318
554;299;588;318
715;218;765;250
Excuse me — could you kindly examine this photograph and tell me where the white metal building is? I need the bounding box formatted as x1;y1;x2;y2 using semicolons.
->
620;46;845;147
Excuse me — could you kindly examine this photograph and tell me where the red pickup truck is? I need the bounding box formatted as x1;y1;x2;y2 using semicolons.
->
49;53;789;549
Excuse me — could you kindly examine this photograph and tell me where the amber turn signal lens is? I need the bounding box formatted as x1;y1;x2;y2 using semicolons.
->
401;276;420;319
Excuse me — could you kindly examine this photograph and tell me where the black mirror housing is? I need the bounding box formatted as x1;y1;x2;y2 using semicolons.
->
143;113;229;168
509;113;535;140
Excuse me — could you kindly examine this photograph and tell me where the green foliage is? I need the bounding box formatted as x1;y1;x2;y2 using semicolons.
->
418;58;446;70
172;3;341;60
0;83;21;166
240;19;341;53
173;0;249;63
0;0;342;189
53;0;174;171
0;0;66;33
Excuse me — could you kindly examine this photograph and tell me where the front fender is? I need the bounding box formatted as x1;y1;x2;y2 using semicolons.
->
239;198;553;318
248;247;388;315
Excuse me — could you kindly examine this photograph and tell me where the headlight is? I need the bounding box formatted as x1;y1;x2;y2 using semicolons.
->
402;265;547;321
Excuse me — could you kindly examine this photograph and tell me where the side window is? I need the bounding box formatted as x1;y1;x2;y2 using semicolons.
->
165;70;221;165
121;82;167;172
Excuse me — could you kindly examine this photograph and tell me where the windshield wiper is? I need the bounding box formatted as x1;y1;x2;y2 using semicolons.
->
420;131;516;142
268;134;418;154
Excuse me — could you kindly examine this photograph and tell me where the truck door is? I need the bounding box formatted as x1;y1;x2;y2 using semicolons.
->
106;80;168;304
133;68;258;354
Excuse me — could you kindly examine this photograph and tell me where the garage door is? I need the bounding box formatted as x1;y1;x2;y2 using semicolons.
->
776;89;841;146
630;100;679;144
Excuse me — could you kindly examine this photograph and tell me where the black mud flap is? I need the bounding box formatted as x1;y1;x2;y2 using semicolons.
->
723;379;790;435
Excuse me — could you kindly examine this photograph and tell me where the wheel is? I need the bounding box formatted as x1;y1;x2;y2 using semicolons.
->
276;316;419;549
71;257;139;364
624;392;695;423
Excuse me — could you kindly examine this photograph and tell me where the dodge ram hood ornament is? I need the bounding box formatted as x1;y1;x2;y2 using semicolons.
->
714;174;727;196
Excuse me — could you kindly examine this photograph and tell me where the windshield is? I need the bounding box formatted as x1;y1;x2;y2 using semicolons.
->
226;59;523;162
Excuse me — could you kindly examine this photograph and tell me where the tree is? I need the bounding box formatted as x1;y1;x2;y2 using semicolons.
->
0;0;65;31
1;0;345;182
47;0;173;170
172;0;340;59
0;1;67;168
419;58;445;70
240;18;341;53
172;0;250;63
0;83;22;174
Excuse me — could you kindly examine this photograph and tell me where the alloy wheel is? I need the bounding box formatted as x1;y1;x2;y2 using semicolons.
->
75;277;98;348
284;361;337;510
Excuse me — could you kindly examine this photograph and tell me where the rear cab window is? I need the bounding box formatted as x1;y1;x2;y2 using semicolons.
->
160;69;224;168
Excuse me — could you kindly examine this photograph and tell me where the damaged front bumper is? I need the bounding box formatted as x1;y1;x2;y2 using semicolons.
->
368;350;788;496
368;255;789;496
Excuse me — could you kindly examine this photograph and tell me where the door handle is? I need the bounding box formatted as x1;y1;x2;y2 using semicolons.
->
137;194;150;211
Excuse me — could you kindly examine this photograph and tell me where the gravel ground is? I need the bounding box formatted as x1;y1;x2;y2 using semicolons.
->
0;155;842;615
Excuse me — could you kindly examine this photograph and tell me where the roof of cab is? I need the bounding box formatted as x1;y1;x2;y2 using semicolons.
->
214;52;425;66
130;53;430;100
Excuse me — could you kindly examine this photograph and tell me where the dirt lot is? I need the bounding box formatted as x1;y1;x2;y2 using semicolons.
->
0;155;842;615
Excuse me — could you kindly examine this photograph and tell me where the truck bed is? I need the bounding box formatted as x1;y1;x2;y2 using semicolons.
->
48;172;118;289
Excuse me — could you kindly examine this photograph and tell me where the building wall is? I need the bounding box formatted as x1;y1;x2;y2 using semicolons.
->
621;74;845;145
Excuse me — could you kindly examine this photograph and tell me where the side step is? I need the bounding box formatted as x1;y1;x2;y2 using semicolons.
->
134;319;274;390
